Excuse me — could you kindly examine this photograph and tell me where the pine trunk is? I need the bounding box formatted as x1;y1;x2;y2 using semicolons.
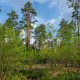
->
25;31;27;53
27;19;30;56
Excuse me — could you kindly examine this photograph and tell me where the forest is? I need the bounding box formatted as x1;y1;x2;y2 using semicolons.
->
0;0;80;80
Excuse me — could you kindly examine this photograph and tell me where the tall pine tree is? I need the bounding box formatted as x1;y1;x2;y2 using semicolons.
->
21;2;37;55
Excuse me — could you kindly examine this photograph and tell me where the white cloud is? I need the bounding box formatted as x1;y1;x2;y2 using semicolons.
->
48;19;56;24
49;0;67;10
0;0;49;10
0;0;68;12
30;38;34;44
0;0;67;11
58;7;73;21
48;18;59;30
49;0;56;8
20;30;25;38
34;0;49;3
48;6;73;30
47;0;73;30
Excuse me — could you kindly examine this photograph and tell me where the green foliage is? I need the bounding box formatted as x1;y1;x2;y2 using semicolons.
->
55;72;80;80
0;24;25;79
67;0;80;20
0;1;80;80
26;49;35;64
6;10;18;28
19;69;46;80
35;24;46;39
34;24;46;51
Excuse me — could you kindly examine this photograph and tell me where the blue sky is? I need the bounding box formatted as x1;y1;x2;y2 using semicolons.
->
0;0;73;26
0;0;73;43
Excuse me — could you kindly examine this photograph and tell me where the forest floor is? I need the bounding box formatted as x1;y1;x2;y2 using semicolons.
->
23;64;80;78
1;64;79;80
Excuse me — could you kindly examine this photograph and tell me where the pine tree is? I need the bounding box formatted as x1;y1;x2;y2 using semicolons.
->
34;24;46;51
67;0;80;48
6;10;18;28
20;2;37;55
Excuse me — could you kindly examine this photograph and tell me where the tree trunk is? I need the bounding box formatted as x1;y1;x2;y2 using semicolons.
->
35;40;37;53
35;34;40;53
38;35;40;50
27;19;30;56
25;32;27;53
